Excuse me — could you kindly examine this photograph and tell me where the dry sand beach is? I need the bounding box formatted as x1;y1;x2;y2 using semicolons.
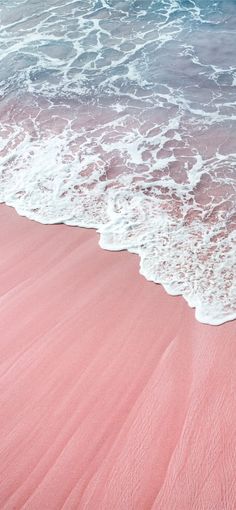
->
0;203;235;510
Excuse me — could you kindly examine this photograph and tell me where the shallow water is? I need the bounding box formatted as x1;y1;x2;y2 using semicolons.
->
0;0;235;324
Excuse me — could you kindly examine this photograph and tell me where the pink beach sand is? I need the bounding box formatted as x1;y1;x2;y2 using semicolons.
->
0;204;236;509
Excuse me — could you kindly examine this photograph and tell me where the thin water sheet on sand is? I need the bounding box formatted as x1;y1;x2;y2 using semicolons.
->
0;204;235;510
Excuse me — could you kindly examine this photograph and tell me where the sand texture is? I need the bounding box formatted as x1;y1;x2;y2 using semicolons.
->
0;204;235;510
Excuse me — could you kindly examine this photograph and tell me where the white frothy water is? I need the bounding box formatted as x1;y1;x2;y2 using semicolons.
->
0;0;236;324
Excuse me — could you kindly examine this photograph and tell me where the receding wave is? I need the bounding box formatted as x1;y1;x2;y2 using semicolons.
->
0;0;235;324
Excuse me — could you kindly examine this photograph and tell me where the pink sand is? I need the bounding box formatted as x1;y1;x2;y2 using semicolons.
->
0;204;235;510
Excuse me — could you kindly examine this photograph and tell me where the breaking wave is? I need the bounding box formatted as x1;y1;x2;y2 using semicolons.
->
0;0;236;324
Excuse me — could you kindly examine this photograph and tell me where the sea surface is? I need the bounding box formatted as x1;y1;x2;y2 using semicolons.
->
0;0;235;324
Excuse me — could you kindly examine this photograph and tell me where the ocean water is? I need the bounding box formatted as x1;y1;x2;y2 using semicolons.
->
0;0;235;325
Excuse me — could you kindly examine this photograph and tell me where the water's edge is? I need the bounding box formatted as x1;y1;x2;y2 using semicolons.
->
3;200;235;326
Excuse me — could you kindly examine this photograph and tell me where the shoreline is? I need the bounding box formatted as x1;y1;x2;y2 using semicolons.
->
1;201;235;327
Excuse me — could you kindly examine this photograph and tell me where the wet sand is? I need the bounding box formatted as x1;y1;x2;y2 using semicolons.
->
0;204;235;510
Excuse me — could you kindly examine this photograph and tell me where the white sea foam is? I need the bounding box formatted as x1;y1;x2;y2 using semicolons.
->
0;0;236;324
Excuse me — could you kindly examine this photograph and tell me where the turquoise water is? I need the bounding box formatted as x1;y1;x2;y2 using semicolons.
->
0;0;235;324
